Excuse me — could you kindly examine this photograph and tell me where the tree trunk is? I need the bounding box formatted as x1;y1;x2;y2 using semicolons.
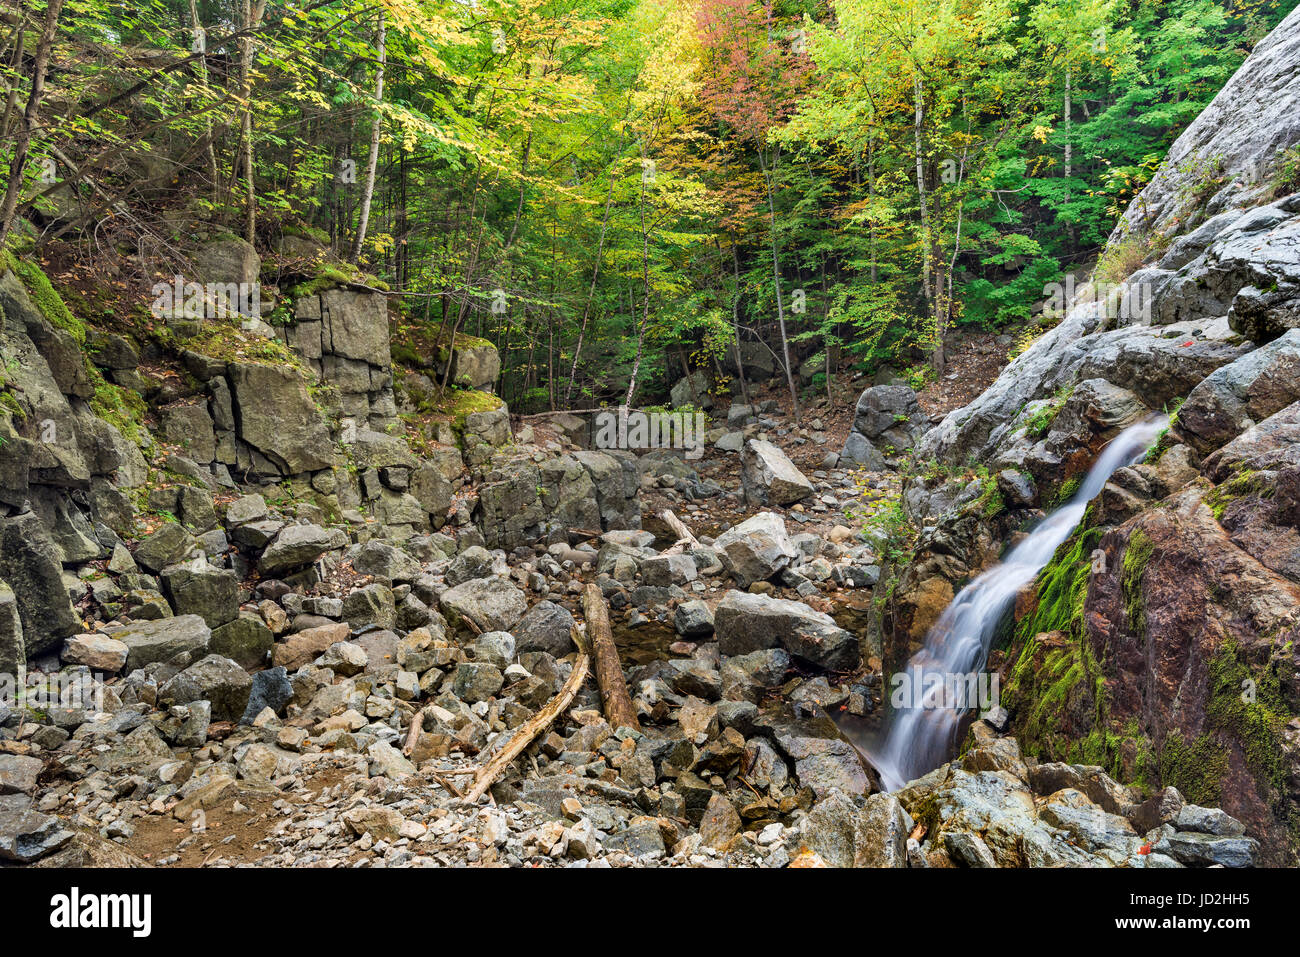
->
913;71;941;374
581;583;639;731
0;0;64;244
730;241;751;407
1063;68;1072;180
238;0;267;244
349;11;386;264
187;0;219;203
757;145;800;418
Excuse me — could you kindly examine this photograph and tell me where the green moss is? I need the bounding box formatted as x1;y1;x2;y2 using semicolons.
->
448;387;504;424
89;369;148;445
287;263;389;298
1206;468;1267;520
1021;387;1071;439
1159;730;1229;806
1121;528;1153;638
163;319;304;370
1205;640;1290;795
3;250;87;343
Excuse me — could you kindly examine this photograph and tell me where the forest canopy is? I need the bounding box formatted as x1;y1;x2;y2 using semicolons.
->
3;0;1296;412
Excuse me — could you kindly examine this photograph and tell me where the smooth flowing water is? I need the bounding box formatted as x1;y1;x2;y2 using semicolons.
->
867;416;1168;792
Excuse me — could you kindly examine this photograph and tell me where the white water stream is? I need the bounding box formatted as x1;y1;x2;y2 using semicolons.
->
867;416;1168;792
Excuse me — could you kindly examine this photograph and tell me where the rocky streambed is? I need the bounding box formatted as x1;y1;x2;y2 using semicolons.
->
0;393;1260;869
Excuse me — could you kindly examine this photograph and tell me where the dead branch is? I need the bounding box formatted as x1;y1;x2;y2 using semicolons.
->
581;582;639;732
462;626;590;804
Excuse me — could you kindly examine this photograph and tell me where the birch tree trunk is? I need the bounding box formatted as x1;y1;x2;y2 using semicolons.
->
349;10;386;264
758;145;800;419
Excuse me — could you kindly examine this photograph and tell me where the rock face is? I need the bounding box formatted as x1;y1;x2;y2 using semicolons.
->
228;362;338;474
474;450;640;550
840;384;927;468
741;439;813;506
288;287;398;430
0;511;79;656
1112;4;1300;245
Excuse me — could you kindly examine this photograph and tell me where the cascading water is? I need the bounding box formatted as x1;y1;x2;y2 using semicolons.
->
866;416;1168;793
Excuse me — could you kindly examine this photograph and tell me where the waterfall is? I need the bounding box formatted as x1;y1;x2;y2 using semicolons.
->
866;416;1168;793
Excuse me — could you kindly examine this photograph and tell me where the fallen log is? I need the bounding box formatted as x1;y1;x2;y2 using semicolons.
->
659;508;699;554
462;626;591;803
581;582;640;732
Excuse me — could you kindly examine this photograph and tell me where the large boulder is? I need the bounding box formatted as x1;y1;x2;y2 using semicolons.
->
117;615;212;671
444;338;501;390
0;512;79;656
851;384;925;445
1178;329;1300;453
713;512;798;587
227;362;337;474
714;590;859;670
159;653;253;722
741;439;813;507
259;523;336;576
439;577;528;635
292;288;390;367
0;582;23;676
161;562;239;628
194;235;260;287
